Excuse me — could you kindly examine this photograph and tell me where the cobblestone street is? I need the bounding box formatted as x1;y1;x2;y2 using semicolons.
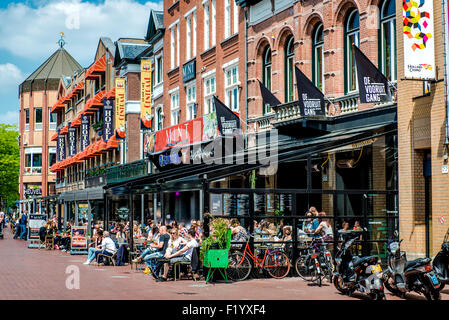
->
1;228;448;301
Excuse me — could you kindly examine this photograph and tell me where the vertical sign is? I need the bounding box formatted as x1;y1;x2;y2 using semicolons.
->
80;114;90;151
103;99;114;141
140;59;152;130
403;0;435;79
115;78;126;139
58;131;66;161
68;122;76;156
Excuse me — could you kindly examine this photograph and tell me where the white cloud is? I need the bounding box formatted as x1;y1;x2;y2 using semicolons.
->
1;111;19;126
0;0;162;67
0;63;24;94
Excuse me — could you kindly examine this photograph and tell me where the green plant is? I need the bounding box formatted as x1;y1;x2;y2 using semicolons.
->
274;209;284;217
200;217;229;262
92;120;103;131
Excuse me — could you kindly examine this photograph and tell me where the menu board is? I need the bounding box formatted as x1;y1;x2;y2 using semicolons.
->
70;226;88;254
28;214;47;240
210;193;223;215
223;194;249;216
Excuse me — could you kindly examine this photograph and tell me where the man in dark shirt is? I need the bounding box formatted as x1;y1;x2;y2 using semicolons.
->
142;225;170;277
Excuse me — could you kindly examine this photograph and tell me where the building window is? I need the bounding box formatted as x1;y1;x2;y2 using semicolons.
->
25;148;42;174
312;23;324;92
204;76;216;114
233;0;238;35
49;107;57;130
262;46;272;115
192;12;197;57
156;56;163;84
204;3;210;50
170;91;180;126
35;108;42;130
176;23;180;67
186;15;192;61
156;107;163;131
170;28;175;69
186;85;197;120
285;35;295;103
225;0;231;39
49;147;56;170
25;109;30;131
225;65;239;112
345;9;360;93
380;0;396;82
211;0;216;46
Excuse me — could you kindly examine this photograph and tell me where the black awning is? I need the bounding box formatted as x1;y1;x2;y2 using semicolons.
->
105;120;396;193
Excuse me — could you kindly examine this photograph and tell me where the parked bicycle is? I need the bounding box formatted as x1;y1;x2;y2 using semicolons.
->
227;234;291;281
295;236;333;286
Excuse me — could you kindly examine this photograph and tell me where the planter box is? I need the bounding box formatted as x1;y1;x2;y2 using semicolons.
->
203;249;229;268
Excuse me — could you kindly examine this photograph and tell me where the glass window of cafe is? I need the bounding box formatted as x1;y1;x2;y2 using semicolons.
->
208;132;398;260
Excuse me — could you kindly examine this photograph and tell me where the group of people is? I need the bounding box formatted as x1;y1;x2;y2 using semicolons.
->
301;206;334;241
12;210;29;241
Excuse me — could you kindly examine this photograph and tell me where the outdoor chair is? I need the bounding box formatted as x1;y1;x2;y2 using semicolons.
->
39;234;54;250
96;252;117;266
173;261;192;281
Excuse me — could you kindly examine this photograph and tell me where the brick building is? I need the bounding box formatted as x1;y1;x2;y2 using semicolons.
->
18;39;82;215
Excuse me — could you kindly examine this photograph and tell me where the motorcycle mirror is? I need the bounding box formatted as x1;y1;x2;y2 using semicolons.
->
394;230;398;237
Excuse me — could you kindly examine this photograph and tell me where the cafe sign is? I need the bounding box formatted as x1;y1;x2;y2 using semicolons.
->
182;59;196;83
24;188;42;196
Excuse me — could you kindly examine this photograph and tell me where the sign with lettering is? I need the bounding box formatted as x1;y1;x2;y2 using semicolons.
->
115;78;126;139
140;59;152;129
295;66;325;116
24;188;42;196
81;114;90;151
68;122;77;157
57;131;66;161
182;59;196;83
103;99;114;141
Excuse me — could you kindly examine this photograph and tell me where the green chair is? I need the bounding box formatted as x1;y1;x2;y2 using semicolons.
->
203;229;231;283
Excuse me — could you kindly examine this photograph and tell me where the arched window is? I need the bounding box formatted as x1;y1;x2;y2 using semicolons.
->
380;0;396;81
262;46;272;114
285;35;295;102
312;23;324;92
156;107;163;131
344;9;359;93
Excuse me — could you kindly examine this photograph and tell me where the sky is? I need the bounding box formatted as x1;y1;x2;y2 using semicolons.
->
0;0;162;126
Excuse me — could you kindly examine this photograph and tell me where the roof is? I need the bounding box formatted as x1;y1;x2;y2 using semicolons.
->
20;47;82;93
100;37;116;58
114;41;151;67
145;10;164;41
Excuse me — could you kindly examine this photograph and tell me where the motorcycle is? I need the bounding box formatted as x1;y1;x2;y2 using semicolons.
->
384;237;441;300
432;229;449;291
333;231;385;300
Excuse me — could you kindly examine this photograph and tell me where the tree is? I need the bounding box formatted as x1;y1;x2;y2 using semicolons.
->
0;124;19;206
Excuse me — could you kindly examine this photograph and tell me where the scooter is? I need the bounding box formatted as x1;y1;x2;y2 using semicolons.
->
384;236;441;300
432;229;449;291
333;231;385;300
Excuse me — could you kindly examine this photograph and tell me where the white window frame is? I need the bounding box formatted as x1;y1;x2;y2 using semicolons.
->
192;12;197;57
25;108;30;131
34;107;42;131
170;27;175;69
204;74;216;114
48;147;56;171
170;89;180;126
186;15;192;61
224;62;240;112
225;0;231;39
155;54;163;85
211;0;216;46
186;83;197;120
156;105;163;131
204;3;210;50
233;0;238;35
176;23;180;67
49;107;57;130
24;147;43;175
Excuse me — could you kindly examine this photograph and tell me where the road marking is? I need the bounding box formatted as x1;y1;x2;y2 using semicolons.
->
111;275;130;279
94;269;105;271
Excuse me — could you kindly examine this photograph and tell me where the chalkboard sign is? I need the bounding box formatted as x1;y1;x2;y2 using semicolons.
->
28;214;47;248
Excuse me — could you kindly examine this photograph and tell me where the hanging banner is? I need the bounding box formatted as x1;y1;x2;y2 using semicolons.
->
353;45;392;104
68;122;76;157
80;114;90;151
294;66;326;116
103;98;114;141
57;130;66;161
213;96;241;136
140;59;152;130
403;0;435;79
258;79;281;107
115;78;126;139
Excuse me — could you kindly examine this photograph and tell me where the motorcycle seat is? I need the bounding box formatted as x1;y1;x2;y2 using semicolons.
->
351;255;377;267
405;257;431;270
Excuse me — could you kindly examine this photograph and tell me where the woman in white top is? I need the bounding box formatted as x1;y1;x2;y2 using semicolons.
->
165;228;187;257
314;211;334;241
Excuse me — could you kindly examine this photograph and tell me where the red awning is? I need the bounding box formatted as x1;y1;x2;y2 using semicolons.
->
71;114;82;127
50;132;58;141
50;97;65;113
60;125;69;135
105;135;119;150
105;88;115;99
72;81;85;94
83;90;106;114
62;93;73;104
85;56;106;79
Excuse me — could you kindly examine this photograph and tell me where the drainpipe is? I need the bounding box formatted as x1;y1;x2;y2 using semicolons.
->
244;6;249;134
443;0;449;147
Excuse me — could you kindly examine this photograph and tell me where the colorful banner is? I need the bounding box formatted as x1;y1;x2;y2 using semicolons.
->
353;45;392;104
103;99;114;141
115;78;126;139
70;226;88;251
403;0;435;79
154;117;203;153
144;132;155;154
80;114;89;151
213;96;241;136
294;66;326;116
140;59;152;130
57;130;66;161
68;122;76;157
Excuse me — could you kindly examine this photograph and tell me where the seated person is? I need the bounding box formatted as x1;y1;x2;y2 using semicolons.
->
167;229;187;254
84;229;103;264
84;231;117;265
157;228;199;282
132;226;170;275
39;222;49;243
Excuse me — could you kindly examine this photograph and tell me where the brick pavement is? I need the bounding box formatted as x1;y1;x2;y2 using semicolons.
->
1;228;448;300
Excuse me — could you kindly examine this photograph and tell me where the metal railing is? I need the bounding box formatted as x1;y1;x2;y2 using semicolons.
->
85;173;106;188
106;159;148;185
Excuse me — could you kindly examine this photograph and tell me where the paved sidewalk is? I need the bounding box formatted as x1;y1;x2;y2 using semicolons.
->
0;227;447;300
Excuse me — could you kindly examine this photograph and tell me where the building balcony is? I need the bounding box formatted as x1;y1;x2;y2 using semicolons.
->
56;179;66;189
85;173;106;188
106;159;148;185
248;113;275;131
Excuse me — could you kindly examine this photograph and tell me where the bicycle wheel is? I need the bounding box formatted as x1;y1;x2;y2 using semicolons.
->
265;250;290;279
227;251;252;281
295;255;314;281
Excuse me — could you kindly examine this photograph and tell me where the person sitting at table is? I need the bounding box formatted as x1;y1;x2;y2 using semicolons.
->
148;224;159;243
84;229;103;264
167;228;187;254
133;223;142;238
39;222;49;243
84;231;116;265
115;223;126;244
132;225;169;274
314;211;333;242
157;228;199;282
178;222;188;238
